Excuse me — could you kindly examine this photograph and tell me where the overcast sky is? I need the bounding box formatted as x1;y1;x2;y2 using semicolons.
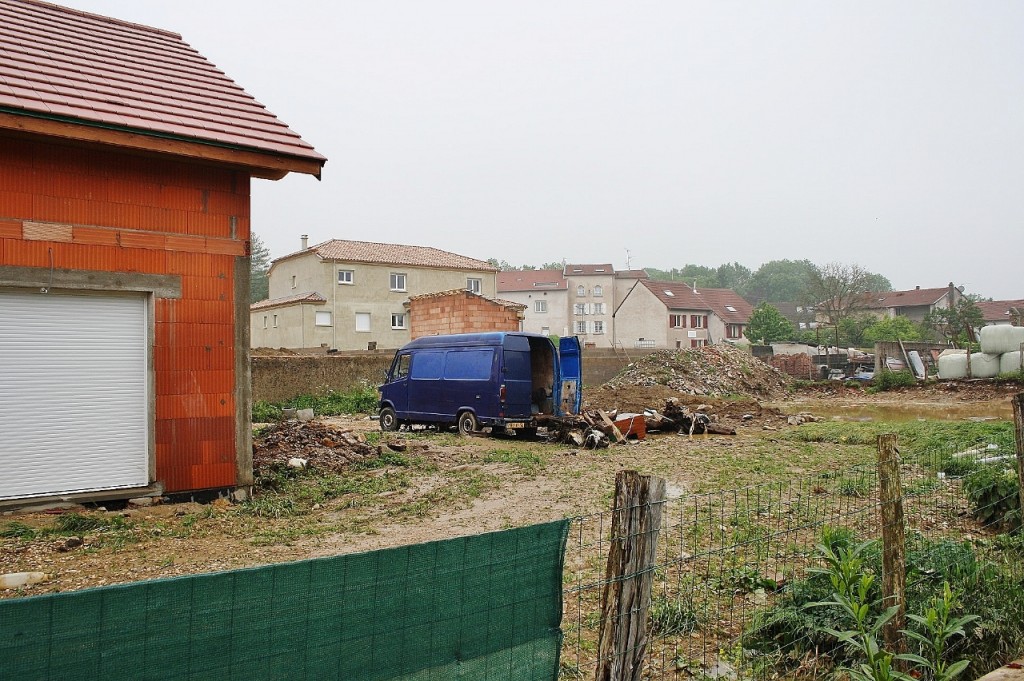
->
62;1;1024;299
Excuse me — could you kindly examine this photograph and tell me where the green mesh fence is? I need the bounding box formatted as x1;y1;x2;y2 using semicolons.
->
0;520;569;681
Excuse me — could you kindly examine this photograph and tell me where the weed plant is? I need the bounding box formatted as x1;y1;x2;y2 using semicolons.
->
869;370;917;393
251;382;379;421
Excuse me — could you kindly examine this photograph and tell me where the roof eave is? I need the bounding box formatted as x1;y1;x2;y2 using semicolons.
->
0;110;326;180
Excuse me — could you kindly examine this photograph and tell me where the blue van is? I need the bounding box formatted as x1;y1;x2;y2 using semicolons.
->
378;332;582;435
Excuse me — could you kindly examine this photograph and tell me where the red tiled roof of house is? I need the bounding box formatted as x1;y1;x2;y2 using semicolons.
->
274;239;496;271
250;291;326;311
564;263;615;276
0;0;324;167
861;287;950;309
406;288;526;309
641;280;752;322
497;269;567;292
976;300;1024;323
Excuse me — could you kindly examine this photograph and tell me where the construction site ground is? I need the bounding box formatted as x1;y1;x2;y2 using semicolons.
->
1;378;1019;599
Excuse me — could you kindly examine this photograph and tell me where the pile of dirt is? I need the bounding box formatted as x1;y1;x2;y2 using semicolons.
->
601;344;791;399
253;421;384;474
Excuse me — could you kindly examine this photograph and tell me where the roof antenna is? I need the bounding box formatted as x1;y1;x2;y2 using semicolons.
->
625;249;632;271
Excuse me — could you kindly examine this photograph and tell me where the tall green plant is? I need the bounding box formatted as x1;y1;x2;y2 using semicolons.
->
902;583;978;681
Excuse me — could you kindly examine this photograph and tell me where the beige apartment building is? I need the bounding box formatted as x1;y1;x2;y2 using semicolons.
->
251;238;497;350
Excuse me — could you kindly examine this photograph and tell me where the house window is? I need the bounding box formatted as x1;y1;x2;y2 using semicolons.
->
467;278;482;294
593;302;605;315
691;339;706;348
355;312;371;332
273;314;278;328
535;300;547;313
691;315;707;329
594;285;603;297
390;273;407;291
290;275;296;289
262;315;268;329
575;321;587;334
391;313;407;329
541;326;550;335
577;285;586;296
670;314;686;328
574;303;586;315
727;324;743;339
314;311;332;327
593;320;605;334
338;270;354;285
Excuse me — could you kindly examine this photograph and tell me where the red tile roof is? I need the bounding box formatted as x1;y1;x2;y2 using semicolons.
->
977;300;1024;323
861;287;950;309
250;291;326;311
641;280;752;323
274;239;496;272
0;0;324;169
564;263;615;276
407;288;526;309
497;269;568;292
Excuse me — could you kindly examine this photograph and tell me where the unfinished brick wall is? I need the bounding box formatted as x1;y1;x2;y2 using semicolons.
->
1;135;249;492
769;353;815;379
409;292;521;338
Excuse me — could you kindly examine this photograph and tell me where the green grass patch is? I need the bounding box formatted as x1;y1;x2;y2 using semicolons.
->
782;419;1013;458
482;448;546;476
252;382;379;420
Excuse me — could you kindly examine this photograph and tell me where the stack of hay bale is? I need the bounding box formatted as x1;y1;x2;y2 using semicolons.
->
938;326;1024;378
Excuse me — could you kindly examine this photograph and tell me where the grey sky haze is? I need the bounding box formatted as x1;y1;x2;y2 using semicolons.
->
60;1;1024;298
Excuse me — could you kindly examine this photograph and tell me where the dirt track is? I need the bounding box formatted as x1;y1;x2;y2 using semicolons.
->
1;380;1019;599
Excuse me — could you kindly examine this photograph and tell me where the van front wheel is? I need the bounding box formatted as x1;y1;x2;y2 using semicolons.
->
379;407;399;432
457;411;477;436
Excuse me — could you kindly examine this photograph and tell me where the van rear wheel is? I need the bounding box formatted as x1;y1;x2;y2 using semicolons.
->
457;411;477;436
379;407;399;432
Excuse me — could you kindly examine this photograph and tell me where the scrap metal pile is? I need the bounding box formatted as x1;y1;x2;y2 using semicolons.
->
603;344;790;398
545;397;731;448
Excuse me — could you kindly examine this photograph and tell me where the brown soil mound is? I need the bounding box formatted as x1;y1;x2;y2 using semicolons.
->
602;344;791;399
253;421;380;474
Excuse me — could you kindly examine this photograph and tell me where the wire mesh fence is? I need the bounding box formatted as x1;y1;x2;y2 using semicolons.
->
561;429;1023;680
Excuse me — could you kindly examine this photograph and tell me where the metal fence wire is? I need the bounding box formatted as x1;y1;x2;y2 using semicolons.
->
560;431;1023;680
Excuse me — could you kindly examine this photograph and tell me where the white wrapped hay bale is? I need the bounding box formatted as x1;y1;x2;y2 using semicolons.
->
1000;351;1024;375
969;353;1001;378
938;353;968;379
979;325;1024;355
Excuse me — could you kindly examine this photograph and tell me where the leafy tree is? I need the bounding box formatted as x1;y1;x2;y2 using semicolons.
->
741;259;817;304
647;265;718;287
250;232;271;302
862;316;923;345
747;303;795;344
486;259;539;271
804;262;875;326
838;314;878;348
924;298;984;348
540;262;564;271
862;273;893;293
715;262;752;290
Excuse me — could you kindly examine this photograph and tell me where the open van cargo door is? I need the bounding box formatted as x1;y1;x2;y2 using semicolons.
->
557;336;582;415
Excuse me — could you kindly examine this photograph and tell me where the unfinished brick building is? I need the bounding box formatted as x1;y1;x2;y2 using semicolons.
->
0;0;324;503
407;289;525;339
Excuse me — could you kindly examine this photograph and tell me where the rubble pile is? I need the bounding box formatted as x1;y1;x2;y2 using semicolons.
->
604;344;791;398
253;420;380;474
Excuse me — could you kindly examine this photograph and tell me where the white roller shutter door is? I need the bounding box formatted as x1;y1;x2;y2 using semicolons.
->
0;290;149;500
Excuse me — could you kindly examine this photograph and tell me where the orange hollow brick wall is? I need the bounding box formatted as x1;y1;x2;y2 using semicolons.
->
409;293;521;339
0;135;250;492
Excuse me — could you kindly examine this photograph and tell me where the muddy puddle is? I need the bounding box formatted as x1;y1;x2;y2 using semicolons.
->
771;399;1012;422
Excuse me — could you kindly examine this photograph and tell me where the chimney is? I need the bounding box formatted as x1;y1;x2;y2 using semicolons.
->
915;285;920;290
692;281;698;294
301;234;309;250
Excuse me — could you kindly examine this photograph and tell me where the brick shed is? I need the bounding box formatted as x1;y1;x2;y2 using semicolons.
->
0;0;325;503
407;289;525;339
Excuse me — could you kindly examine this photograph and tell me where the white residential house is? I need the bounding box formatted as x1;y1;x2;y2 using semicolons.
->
613;280;752;349
251;237;497;350
496;269;569;337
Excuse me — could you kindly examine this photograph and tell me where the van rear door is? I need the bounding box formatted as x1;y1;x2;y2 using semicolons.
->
501;335;532;419
557;336;582;415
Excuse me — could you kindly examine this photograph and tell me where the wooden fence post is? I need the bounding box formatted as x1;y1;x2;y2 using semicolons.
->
595;470;667;681
877;434;907;659
1013;394;1024;519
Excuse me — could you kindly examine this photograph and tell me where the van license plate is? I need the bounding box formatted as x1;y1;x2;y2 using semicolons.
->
507;422;525;429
